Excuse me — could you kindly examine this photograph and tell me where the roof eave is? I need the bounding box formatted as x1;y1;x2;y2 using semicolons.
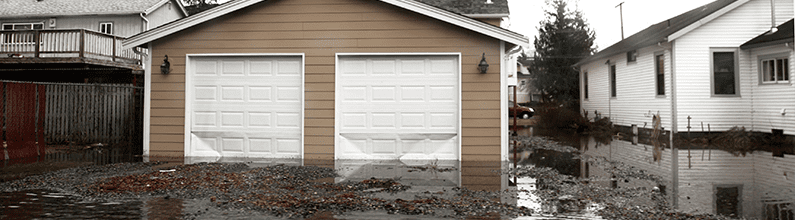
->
125;0;530;50
463;13;509;18
124;0;264;48
382;0;528;48
574;38;667;66
740;38;795;50
667;0;749;42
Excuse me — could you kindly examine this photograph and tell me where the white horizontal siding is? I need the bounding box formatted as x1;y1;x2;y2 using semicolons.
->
581;61;611;122
749;45;795;135
581;44;673;130
673;0;793;133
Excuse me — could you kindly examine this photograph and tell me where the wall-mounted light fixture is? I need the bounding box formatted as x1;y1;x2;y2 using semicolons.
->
160;55;170;75
478;53;489;74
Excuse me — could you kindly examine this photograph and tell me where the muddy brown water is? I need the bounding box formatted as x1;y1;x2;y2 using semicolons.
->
2;128;794;219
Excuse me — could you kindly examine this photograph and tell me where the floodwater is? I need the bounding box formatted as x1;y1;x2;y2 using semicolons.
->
2;128;794;219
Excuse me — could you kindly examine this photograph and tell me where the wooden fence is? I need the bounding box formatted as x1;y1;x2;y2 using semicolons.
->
44;82;143;145
1;81;143;160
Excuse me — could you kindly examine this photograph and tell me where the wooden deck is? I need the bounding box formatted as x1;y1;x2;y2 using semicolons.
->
0;29;144;70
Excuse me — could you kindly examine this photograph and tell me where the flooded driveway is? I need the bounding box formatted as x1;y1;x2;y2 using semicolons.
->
2;128;794;219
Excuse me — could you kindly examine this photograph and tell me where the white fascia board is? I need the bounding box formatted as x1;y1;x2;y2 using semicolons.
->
123;0;266;49
124;0;530;49
383;0;529;48
463;14;510;18
667;0;750;42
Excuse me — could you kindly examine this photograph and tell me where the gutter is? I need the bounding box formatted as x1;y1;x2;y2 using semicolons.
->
463;14;510;18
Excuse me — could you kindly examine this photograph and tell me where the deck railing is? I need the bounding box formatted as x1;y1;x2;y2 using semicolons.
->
0;29;144;65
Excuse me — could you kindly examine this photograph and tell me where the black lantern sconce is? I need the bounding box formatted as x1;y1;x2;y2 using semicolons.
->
160;55;170;75
478;53;489;74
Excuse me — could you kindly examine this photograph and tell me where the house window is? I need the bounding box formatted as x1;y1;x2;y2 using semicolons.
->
99;22;113;35
655;54;665;96
2;22;44;43
583;72;589;99
2;23;44;30
711;49;739;96
761;56;789;84
610;65;617;98
627;50;638;63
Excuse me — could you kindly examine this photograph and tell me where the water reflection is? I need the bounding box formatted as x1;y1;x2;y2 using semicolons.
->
0;190;144;219
3;130;793;219
576;133;795;219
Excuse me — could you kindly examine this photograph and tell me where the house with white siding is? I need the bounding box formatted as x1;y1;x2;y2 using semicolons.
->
576;0;794;136
0;0;187;83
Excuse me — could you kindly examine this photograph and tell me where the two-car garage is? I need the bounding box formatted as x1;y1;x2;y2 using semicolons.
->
185;54;460;160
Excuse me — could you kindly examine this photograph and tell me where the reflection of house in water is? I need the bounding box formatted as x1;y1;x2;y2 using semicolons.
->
580;137;795;219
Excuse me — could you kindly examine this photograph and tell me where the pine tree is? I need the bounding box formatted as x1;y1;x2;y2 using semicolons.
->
531;0;597;109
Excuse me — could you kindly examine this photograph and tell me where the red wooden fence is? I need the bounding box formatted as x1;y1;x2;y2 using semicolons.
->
3;82;46;160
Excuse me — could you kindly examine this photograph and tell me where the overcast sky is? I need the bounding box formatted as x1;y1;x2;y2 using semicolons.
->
507;0;716;52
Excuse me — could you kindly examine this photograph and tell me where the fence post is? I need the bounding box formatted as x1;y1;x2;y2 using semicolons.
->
79;30;85;59
112;36;117;62
34;30;40;58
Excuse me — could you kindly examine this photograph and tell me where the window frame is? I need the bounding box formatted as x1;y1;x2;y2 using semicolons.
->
758;52;790;85
610;64;617;98
1;22;44;30
1;22;44;44
709;48;741;97
654;51;665;97
99;22;113;35
626;50;638;63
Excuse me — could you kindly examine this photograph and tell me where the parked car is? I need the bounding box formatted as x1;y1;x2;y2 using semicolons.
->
509;101;534;119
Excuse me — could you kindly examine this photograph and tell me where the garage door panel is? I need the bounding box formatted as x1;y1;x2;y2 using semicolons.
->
189;56;302;158
337;55;459;160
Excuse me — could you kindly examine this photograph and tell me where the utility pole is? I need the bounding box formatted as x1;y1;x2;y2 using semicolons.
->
616;2;625;40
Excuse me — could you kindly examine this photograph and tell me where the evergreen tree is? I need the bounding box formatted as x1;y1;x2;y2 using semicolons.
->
182;0;219;15
531;0;597;109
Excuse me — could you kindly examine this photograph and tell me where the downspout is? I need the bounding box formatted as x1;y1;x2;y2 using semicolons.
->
140;12;150;32
770;0;777;33
669;40;679;210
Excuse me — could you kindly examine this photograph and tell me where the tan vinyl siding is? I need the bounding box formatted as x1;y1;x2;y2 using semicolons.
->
148;0;502;160
673;0;793;132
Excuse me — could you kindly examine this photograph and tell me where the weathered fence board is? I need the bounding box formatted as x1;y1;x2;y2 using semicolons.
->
1;80;142;161
43;83;142;145
4;82;46;160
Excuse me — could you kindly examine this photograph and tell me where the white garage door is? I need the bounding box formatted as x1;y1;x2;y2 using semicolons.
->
187;56;303;158
336;55;460;160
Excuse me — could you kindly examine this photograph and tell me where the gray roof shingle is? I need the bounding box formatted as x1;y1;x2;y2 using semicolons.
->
415;0;509;15
0;0;168;18
741;18;794;49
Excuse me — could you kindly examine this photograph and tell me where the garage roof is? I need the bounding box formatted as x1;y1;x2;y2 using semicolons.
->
123;0;529;49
